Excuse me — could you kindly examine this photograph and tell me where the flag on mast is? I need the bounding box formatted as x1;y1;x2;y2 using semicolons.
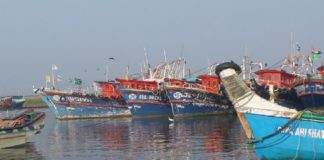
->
45;75;51;83
125;65;129;80
311;48;321;60
296;42;301;52
57;75;63;82
52;64;58;70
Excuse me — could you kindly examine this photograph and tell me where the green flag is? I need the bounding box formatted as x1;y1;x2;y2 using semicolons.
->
312;53;321;61
74;78;82;85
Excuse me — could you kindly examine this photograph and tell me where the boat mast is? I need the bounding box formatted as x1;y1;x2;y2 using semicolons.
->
51;64;55;89
163;49;167;79
144;48;152;79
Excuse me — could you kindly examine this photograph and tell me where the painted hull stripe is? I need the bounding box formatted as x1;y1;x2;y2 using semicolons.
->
126;100;168;106
53;102;127;108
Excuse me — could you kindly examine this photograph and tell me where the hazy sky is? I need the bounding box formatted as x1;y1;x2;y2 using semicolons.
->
1;0;324;96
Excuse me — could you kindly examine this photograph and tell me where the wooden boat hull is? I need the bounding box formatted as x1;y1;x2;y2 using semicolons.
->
0;110;45;149
0;132;26;149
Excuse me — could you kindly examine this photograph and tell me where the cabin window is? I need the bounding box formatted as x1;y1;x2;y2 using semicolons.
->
259;76;264;83
213;81;217;87
267;75;271;83
274;75;279;83
131;84;135;89
207;81;210;87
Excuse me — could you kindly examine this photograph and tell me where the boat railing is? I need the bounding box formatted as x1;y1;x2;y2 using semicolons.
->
256;79;295;88
166;82;216;93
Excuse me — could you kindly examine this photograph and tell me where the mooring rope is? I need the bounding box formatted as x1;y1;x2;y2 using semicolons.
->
245;111;303;144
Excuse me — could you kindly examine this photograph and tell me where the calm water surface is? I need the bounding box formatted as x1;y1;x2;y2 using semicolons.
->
0;109;257;160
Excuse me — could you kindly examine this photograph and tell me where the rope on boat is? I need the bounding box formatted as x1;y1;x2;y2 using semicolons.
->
245;111;303;144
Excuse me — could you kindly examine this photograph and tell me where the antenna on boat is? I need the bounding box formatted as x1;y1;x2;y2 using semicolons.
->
163;49;168;79
242;56;246;80
207;59;211;75
144;48;152;79
140;63;144;80
164;49;167;63
51;64;59;89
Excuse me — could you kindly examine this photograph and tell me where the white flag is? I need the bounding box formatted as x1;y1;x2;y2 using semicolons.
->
57;75;63;81
52;64;58;70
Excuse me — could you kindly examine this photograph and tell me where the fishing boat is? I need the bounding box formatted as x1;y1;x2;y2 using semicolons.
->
242;56;302;109
293;66;324;109
11;96;26;108
0;97;12;109
115;56;186;117
163;75;233;117
0;96;26;110
0;109;45;149
251;69;302;109
33;81;130;120
215;61;324;159
116;78;172;117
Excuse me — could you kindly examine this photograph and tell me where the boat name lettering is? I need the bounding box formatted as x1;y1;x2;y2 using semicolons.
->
66;97;92;103
129;94;137;100
52;95;60;101
138;94;161;100
280;127;324;139
173;92;191;99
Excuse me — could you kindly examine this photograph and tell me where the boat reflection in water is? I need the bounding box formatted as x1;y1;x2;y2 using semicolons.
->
30;109;256;159
129;115;256;159
0;143;44;160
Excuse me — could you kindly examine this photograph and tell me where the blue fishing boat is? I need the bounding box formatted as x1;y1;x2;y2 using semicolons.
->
116;78;172;117
216;61;324;159
11;96;26;108
33;81;130;119
294;66;324;108
163;76;233;117
0;109;45;149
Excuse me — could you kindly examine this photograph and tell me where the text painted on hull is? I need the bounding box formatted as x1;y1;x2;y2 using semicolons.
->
128;93;161;101
280;127;324;139
52;95;93;103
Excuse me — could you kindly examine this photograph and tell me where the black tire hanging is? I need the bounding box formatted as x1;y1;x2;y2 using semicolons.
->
215;61;241;76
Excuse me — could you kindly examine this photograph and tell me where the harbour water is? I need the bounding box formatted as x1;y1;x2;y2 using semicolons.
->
0;109;257;160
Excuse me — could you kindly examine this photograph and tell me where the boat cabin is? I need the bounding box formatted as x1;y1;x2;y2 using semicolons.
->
317;66;324;78
94;81;122;99
164;78;185;87
115;78;158;91
255;69;297;88
197;75;220;94
164;75;220;94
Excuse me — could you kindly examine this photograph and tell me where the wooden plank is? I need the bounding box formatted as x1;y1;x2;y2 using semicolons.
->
236;112;254;139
